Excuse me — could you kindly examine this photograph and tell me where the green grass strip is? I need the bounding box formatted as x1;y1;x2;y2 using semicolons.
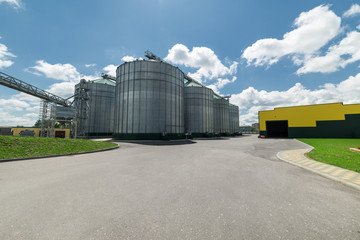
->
0;136;117;160
297;138;360;173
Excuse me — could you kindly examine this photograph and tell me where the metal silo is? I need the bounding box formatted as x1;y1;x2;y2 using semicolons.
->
229;104;239;135
113;60;185;140
213;96;230;135
184;82;214;137
74;76;115;137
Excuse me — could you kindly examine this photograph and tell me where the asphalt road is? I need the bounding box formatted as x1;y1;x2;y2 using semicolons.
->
1;135;360;240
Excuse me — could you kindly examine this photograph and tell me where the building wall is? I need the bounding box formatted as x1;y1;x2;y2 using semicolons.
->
239;126;252;132
11;128;71;138
0;127;12;136
252;123;259;132
259;103;360;138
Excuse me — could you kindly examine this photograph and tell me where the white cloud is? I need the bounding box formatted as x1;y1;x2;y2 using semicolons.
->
343;4;360;18
46;71;100;98
27;60;99;98
103;64;117;77
242;5;341;67
357;25;360;31
0;0;23;9
0;111;36;126
207;77;237;94
0;93;39;126
230;72;360;125
121;56;136;62
0;59;14;69
15;92;41;105
23;112;38;118
0;40;16;69
46;82;78;98
165;44;238;83
85;63;96;68
0;98;30;111
29;60;80;82
297;31;360;74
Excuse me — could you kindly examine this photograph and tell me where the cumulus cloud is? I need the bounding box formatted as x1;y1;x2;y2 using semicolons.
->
103;64;117;77
343;4;360;18
242;5;341;67
165;44;238;83
46;82;78;98
103;56;142;76
46;71;99;98
0;0;23;9
85;63;96;68
27;60;99;98
0;92;40;126
0;98;30;111
207;77;237;94
121;56;137;62
29;60;81;82
0;111;37;126
0;40;16;69
297;31;360;74
15;92;41;105
230;72;360;125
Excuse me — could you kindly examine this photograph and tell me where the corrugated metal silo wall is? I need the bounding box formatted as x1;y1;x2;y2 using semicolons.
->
114;60;185;140
86;82;115;136
85;82;115;137
213;98;230;134
229;104;240;134
74;82;115;137
184;86;214;137
55;106;75;119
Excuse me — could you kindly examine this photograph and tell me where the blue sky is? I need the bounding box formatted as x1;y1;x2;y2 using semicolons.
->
1;0;360;126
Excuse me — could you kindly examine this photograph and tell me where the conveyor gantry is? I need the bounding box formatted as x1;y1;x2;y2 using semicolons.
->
0;71;72;107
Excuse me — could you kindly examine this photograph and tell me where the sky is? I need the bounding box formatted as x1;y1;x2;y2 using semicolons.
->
1;0;360;126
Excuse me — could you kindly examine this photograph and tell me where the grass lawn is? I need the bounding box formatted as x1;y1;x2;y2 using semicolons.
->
297;138;360;173
0;136;118;160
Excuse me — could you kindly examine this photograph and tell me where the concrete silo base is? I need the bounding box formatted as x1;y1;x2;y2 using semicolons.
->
112;133;186;140
86;132;113;138
188;132;215;138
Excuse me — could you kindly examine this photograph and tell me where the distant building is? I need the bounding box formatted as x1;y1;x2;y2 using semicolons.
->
252;123;259;132
0;127;12;136
259;102;360;138
12;127;71;138
239;126;252;132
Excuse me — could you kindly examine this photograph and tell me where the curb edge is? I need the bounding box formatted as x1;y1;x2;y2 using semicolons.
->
276;149;360;192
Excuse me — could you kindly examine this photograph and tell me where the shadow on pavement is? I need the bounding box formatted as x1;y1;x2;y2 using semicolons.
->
193;137;231;141
112;139;197;146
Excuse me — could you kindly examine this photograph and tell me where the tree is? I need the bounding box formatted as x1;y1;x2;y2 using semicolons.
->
33;120;42;128
33;120;61;128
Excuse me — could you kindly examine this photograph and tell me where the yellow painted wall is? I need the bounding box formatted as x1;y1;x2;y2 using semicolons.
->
259;103;360;131
11;128;71;138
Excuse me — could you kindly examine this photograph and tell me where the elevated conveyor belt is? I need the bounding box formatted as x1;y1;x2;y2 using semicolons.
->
0;71;71;107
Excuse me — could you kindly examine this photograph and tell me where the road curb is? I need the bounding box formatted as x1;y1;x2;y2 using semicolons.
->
277;148;360;192
0;145;119;163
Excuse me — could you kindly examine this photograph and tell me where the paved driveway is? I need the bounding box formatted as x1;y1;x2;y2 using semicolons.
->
0;135;359;239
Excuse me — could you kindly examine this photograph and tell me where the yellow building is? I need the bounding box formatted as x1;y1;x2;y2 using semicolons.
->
11;127;71;138
259;102;360;138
